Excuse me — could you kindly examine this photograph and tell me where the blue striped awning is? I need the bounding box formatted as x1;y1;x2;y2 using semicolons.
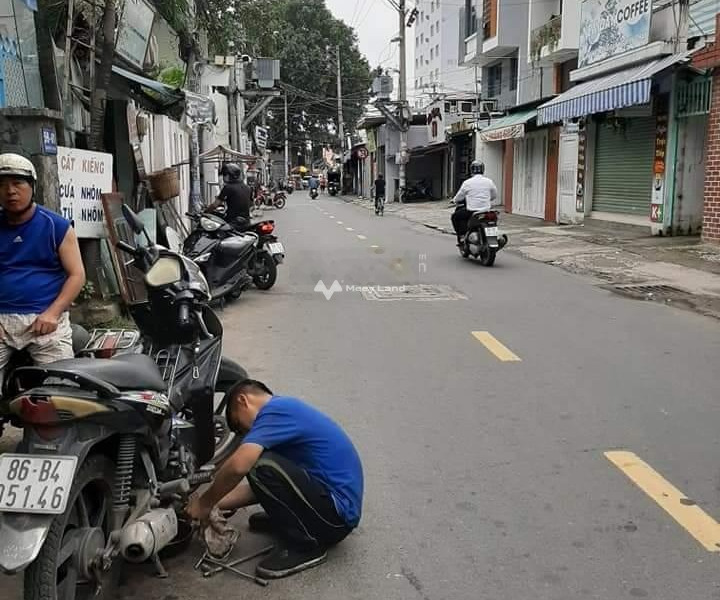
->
537;51;696;125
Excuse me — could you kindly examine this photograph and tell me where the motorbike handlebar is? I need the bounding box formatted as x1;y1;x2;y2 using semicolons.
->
116;240;137;255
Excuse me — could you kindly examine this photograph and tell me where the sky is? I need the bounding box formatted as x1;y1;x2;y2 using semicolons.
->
325;0;417;101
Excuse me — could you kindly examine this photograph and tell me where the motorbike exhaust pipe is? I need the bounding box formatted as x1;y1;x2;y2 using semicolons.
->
119;508;178;563
498;234;508;250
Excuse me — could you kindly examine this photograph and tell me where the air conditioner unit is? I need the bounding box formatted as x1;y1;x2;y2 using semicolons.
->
479;99;498;113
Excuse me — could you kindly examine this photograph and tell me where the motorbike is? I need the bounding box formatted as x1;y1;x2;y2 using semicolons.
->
184;211;284;300
0;204;247;599
456;207;508;266
327;181;339;196
309;188;319;200
400;180;434;203
254;186;286;210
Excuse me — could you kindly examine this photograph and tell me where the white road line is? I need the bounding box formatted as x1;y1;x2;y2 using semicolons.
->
346;227;354;231
357;234;367;240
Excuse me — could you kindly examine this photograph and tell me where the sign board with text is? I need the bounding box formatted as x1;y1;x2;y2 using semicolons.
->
578;0;653;68
58;147;113;238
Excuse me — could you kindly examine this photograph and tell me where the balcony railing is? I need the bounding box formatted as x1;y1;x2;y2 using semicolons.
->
530;15;562;63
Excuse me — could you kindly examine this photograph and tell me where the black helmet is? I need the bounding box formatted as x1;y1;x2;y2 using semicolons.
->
221;163;242;182
470;160;485;175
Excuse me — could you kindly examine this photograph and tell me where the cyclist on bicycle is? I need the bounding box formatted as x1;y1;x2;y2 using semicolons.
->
373;174;385;213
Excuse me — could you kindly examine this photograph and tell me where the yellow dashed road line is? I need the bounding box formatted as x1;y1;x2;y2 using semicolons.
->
605;450;720;552
471;332;521;362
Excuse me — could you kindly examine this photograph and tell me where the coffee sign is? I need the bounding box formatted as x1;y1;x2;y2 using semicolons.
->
579;0;653;67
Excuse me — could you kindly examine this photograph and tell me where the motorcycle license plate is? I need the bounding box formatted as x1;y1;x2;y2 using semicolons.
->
485;227;499;236
0;455;77;514
267;242;284;254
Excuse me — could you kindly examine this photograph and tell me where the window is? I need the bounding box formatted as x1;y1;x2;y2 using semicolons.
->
435;68;440;80
461;101;472;113
436;20;440;32
415;79;419;89
416;36;419;47
510;57;518;91
0;0;42;108
444;101;451;112
420;76;424;86
435;44;439;58
415;58;419;68
431;1;434;12
420;33;424;43
430;48;434;60
487;64;502;97
431;24;434;36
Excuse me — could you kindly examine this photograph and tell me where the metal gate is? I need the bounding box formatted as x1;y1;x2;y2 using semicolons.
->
512;130;547;218
592;117;655;215
557;133;579;223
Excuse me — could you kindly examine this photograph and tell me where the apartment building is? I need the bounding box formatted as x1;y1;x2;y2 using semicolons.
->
413;0;476;110
461;0;579;220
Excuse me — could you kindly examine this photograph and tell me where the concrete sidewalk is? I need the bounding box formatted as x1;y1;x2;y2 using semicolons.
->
350;196;720;319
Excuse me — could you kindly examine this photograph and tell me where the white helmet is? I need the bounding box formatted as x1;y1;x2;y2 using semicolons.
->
0;153;37;182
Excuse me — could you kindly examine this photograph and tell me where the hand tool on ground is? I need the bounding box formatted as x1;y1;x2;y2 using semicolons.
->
194;543;274;586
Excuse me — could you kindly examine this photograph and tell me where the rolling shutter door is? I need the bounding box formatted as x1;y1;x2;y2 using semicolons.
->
592;117;655;215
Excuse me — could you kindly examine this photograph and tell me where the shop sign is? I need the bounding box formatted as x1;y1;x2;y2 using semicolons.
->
479;123;525;143
579;0;653;68
255;126;268;150
356;147;368;160
650;113;668;222
366;130;377;153
115;0;155;70
58;147;113;239
576;127;587;213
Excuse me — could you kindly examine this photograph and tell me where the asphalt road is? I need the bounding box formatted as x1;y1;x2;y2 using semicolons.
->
8;195;720;599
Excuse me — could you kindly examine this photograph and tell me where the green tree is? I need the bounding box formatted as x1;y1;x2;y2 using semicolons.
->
197;0;370;154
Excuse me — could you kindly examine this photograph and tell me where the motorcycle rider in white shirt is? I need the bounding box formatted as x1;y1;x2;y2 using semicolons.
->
450;160;498;245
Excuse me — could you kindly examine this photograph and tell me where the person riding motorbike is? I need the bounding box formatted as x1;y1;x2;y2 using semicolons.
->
0;153;85;386
450;161;498;246
373;173;386;212
207;163;253;229
308;175;319;197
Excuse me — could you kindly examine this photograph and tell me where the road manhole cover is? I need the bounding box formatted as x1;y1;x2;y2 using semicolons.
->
361;284;467;301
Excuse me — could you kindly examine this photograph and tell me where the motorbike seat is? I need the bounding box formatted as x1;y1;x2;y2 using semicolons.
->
20;354;167;392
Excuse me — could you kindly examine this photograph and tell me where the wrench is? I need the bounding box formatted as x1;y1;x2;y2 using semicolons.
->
200;555;269;586
200;544;274;577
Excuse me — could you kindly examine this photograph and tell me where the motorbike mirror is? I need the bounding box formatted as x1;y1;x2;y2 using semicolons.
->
122;204;145;235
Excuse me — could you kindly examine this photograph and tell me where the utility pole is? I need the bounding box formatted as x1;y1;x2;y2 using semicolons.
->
336;44;345;192
284;92;290;181
398;0;408;201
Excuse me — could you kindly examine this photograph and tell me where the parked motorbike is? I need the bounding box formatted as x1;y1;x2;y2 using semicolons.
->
184;211;284;300
254;186;286;210
400;180;434;202
457;208;508;266
0;204;247;599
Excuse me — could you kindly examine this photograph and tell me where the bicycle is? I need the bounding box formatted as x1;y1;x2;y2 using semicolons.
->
375;195;385;216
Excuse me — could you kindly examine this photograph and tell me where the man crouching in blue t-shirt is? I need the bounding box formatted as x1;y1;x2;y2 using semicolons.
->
187;379;364;579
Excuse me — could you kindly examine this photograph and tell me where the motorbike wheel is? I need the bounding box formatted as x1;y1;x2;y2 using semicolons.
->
480;247;497;267
274;196;287;209
25;455;119;600
252;252;278;290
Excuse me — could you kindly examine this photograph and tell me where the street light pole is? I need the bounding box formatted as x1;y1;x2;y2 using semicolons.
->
336;44;345;193
284;92;290;181
398;0;408;202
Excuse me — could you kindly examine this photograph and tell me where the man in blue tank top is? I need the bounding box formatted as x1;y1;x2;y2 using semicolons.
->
188;379;364;580
0;153;86;385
